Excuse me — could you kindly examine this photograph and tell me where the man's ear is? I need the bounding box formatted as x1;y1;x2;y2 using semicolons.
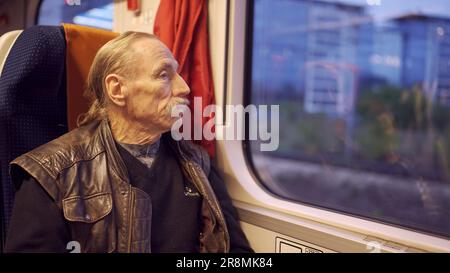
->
105;74;126;107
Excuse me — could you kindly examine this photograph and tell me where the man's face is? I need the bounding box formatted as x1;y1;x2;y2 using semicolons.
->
121;38;190;132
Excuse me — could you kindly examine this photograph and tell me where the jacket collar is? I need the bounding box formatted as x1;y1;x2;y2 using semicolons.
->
98;119;130;183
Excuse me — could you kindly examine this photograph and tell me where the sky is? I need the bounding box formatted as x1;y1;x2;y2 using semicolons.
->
322;0;450;19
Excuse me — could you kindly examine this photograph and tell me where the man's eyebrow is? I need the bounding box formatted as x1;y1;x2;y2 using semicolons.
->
152;60;179;74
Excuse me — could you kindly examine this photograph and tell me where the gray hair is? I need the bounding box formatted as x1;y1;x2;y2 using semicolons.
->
77;31;157;127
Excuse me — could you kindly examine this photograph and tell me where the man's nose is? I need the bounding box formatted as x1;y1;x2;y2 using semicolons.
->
172;73;190;96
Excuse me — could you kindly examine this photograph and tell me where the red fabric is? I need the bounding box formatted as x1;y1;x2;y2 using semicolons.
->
154;0;215;157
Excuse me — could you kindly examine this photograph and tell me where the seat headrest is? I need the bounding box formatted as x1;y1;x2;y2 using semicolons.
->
0;30;23;76
62;24;118;130
0;25;66;114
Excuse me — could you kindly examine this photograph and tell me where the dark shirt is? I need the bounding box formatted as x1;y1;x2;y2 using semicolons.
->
117;139;160;169
4;139;253;253
117;137;202;252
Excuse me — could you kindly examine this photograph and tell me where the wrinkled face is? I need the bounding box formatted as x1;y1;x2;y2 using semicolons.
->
122;38;190;132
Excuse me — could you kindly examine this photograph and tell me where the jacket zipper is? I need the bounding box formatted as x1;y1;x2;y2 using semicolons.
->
188;162;230;252
175;142;230;252
127;185;134;252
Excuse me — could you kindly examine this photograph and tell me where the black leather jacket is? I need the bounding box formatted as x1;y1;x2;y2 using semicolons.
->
10;119;230;253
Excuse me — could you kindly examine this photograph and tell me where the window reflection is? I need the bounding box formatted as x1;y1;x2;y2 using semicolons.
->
38;0;113;30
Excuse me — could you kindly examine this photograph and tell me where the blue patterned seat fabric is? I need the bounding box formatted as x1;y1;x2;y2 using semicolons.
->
0;26;68;248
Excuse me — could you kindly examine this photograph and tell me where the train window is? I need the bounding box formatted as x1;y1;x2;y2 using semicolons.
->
37;0;113;30
247;0;450;238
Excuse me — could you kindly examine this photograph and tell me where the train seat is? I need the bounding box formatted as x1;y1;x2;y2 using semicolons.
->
0;25;117;243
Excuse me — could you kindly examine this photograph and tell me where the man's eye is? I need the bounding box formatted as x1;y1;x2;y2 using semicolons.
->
159;71;170;80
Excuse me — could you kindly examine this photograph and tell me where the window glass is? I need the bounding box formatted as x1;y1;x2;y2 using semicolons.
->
248;0;450;237
38;0;113;30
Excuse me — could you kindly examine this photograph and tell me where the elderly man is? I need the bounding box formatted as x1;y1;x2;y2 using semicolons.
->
5;32;252;253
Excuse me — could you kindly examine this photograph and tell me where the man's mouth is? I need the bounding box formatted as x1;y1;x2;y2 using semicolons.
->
178;98;190;106
170;98;191;118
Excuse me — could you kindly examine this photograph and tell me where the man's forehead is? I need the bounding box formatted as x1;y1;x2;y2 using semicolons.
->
132;38;178;69
133;39;171;58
